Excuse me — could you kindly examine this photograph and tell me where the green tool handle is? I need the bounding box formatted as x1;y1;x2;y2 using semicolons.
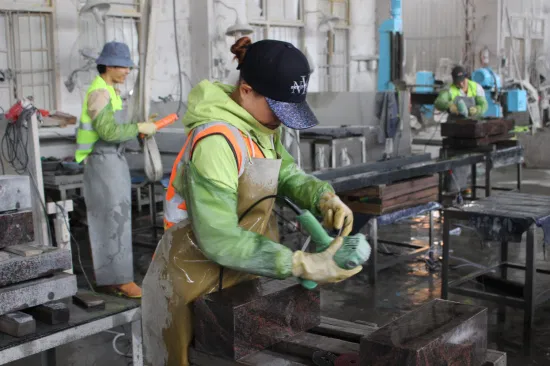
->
296;211;333;290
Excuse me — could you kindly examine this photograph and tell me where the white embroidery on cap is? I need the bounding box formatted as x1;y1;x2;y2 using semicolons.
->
290;76;308;95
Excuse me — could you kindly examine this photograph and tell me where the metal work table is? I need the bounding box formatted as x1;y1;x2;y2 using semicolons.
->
313;146;523;284
441;191;550;350
0;291;142;366
318;146;523;194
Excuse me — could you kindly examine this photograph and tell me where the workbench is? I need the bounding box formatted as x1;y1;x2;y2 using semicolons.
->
313;146;523;283
441;191;550;351
0;291;142;366
189;316;506;365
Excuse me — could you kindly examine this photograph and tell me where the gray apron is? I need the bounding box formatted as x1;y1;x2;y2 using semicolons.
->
83;107;134;286
445;95;476;192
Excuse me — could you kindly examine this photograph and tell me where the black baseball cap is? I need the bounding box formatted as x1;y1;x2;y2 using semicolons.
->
451;65;467;83
237;39;318;130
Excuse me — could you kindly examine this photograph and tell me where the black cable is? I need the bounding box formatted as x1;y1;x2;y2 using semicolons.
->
172;0;184;116
54;202;95;293
1;107;33;174
238;194;280;222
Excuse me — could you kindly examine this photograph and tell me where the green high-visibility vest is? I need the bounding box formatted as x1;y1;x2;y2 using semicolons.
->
75;76;123;163
449;79;480;100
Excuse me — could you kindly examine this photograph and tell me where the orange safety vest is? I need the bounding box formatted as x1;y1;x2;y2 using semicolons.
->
163;121;265;229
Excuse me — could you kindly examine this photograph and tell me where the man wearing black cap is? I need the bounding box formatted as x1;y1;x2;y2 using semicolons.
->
435;65;488;118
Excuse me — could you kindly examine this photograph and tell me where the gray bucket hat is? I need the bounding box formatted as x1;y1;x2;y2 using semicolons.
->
96;41;134;68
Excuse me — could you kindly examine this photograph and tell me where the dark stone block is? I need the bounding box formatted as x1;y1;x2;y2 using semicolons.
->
0;249;72;287
0;311;36;337
73;292;106;311
193;278;321;360
25;301;70;325
360;299;488;366
0;210;34;249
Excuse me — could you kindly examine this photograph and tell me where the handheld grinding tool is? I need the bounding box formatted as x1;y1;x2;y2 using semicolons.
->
283;198;371;290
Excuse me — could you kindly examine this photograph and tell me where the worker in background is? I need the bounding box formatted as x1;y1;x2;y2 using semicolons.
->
434;65;488;195
75;41;158;299
434;65;488;118
142;37;361;366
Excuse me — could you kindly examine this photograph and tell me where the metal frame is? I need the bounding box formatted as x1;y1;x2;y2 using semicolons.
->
441;208;548;350
0;2;58;110
248;0;305;49
367;209;435;285
0;307;143;366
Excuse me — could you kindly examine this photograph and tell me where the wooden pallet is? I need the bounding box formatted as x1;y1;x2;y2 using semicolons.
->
441;118;515;138
190;316;506;365
443;133;514;149
341;175;439;215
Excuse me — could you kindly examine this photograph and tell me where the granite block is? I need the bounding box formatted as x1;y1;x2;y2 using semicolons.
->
25;301;70;325
360;299;488;366
0;175;32;213
0;210;34;249
193;278;321;360
0;248;72;287
0;273;77;316
0;311;36;337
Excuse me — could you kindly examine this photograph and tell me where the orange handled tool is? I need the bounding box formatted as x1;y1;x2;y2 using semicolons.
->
139;113;179;138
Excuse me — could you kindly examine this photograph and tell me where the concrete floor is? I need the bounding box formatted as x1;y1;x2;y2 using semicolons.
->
12;165;550;365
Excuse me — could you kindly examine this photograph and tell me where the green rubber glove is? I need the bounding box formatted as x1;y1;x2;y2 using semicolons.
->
292;237;363;284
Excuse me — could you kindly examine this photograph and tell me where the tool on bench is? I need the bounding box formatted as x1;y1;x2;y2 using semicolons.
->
140;113;179;182
283;197;371;290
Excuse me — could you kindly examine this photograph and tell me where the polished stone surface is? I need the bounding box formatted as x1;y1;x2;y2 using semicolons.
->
360;299;488;365
193;278;321;360
0;210;34;249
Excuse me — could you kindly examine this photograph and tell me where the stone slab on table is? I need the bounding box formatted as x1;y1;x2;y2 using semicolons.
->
0;273;77;316
193;278;321;361
0;210;34;249
360;299;488;366
25;301;70;325
0;248;71;287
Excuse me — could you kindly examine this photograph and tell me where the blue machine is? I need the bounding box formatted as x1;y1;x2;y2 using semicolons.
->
471;67;527;117
377;0;403;92
415;71;435;118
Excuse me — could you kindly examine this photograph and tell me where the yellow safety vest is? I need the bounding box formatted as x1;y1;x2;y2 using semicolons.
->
75;76;122;163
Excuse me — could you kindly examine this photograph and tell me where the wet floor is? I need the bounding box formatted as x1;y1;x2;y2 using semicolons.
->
13;165;550;365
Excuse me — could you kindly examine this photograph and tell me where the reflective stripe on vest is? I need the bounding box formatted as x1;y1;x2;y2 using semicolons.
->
163;122;265;229
75;75;123;163
449;80;480;101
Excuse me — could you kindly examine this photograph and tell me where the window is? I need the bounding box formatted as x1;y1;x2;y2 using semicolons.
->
75;0;140;100
0;2;56;111
247;0;304;47
317;0;349;92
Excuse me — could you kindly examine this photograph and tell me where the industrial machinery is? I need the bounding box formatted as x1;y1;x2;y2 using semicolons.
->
377;0;404;92
471;67;527;118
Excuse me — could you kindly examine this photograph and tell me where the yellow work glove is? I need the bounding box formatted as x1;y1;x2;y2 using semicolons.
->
449;103;458;114
319;192;354;236
469;107;478;116
292;237;363;284
137;122;157;136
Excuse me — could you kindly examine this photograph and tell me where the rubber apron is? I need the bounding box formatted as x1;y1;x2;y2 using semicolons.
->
142;149;282;366
445;95;476;192
83;106;134;286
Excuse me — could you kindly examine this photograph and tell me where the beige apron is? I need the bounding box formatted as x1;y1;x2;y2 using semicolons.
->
142;156;282;366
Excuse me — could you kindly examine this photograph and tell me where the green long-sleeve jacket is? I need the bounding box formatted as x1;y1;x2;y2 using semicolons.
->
434;79;488;117
174;80;334;279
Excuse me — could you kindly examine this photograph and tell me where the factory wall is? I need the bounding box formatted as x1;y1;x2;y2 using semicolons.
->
4;0;379;161
376;0;465;79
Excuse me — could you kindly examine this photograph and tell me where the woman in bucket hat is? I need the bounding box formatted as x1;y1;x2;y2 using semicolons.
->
75;42;157;299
